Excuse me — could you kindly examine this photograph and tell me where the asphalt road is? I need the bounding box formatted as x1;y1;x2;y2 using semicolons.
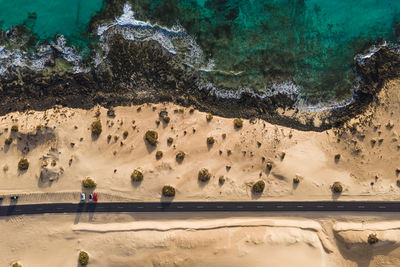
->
1;201;400;216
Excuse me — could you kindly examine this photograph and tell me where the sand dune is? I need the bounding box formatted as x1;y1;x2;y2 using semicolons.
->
0;79;400;203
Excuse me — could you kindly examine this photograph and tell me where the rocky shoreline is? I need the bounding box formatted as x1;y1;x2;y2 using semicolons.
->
0;18;399;131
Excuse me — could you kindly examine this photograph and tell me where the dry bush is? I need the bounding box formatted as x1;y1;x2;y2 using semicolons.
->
252;180;265;193
198;168;211;182
207;136;215;145
91;120;102;135
162;185;176;197
233;118;243;128
18;158;29;170
79;251;89;265
176;151;185;162
368;233;379;244
82;177;97;188
156;150;163;159
145;130;158;146
331;182;343;193
131;169;144;182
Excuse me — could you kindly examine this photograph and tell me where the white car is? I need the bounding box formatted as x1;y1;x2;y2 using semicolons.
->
80;193;85;202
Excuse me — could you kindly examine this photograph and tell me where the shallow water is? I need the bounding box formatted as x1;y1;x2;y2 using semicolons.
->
0;0;103;44
129;0;400;103
0;0;400;104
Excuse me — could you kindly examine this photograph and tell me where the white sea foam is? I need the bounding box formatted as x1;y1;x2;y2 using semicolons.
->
0;35;88;76
355;41;388;64
97;3;206;68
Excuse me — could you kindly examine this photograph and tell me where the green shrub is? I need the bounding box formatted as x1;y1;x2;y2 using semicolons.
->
207;136;215;145
162;185;176;197
145;130;158;146
131;169;144;182
368;233;379;244
167;137;174;144
156;150;163;159
206;113;213;121
176;151;185;162
233;118;243;129
332;182;343;193
198;168;211;182
4;137;12;145
79;251;89;265
91;120;102;135
12;263;22;267
219;176;225;185
18;158;29;170
11;125;18;132
123;131;129;138
252;180;265;193
82;177;97;188
293;177;300;184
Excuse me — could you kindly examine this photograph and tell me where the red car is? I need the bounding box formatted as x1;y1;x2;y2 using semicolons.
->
93;193;98;202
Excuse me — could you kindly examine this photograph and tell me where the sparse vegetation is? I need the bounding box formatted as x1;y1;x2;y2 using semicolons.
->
4;137;12;145
206;113;213;121
176;151;185;162
91;120;102;136
12;263;22;267
167;137;174;144
198;168;211;182
82;177;97;189
332;182;343;193
144;130;158;146
156;150;163;159
207;136;215;145
334;154;341;162
131;169;144;182
123;131;129;138
3;164;8;172
233;118;243;128
79;251;89;265
11;125;18;132
252;180;265;193
162;185;176;197
222;133;226;139
368;233;379;244
219;176;225;185
163;116;171;123
18;158;29;170
266;162;273;171
293;177;300;184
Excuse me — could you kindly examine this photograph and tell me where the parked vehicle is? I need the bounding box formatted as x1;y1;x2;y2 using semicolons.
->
93;193;98;202
89;194;93;202
80;193;85;202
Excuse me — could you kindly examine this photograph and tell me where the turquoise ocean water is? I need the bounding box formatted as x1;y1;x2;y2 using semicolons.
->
0;0;399;104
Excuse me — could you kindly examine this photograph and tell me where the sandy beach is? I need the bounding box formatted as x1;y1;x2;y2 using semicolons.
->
1;79;400;266
0;80;399;204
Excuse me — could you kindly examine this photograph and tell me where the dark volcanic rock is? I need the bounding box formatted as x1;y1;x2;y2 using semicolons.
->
0;23;399;132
